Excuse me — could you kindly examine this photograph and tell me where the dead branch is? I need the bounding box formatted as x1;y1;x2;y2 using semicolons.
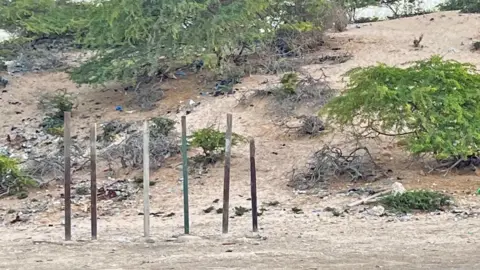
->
347;189;391;208
289;146;386;190
413;34;424;48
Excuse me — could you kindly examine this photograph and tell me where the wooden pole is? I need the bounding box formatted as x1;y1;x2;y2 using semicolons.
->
90;123;97;240
181;116;190;234
143;121;150;237
222;113;233;234
249;138;258;232
63;111;72;241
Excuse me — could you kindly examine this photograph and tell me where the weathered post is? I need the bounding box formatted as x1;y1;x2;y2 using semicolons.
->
181;116;190;234
222;114;233;234
64;111;72;241
143;121;150;237
90;123;97;240
249;138;258;232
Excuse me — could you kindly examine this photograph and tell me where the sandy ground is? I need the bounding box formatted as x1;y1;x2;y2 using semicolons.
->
1;11;480;269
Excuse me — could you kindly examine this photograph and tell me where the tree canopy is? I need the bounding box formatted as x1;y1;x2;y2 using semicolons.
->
322;56;480;159
1;0;343;84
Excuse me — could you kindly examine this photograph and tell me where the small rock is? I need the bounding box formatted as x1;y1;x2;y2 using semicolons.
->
203;206;215;213
367;206;385;216
176;235;202;243
292;207;303;214
145;238;155;244
451;209;467;214
226;248;233;253
391;182;406;195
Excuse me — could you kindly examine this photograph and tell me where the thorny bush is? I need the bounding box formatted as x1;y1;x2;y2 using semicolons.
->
1;0;340;85
322;56;480;167
379;190;452;213
39;89;75;136
0;155;36;197
100;120;179;169
190;127;245;164
289;146;385;190
438;0;480;13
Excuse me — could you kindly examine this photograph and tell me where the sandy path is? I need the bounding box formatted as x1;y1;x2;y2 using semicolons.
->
1;212;479;269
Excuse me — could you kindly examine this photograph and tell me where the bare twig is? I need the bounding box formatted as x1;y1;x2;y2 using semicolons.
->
347;189;392;208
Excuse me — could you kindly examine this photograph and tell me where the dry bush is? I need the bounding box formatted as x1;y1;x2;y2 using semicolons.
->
126;83;165;110
99;130;179;170
298;115;325;135
23;142;88;184
234;27;325;75
288;146;386;190
273;70;335;117
329;4;349;32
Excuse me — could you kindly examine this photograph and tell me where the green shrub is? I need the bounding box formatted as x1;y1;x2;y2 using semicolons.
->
280;72;299;95
150;117;176;138
0;155;36;196
322;56;480;160
190;127;245;158
39;90;74;135
379;190;452;213
39;90;74;119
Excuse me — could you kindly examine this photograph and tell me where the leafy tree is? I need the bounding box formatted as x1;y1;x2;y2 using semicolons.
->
0;0;91;39
1;0;335;85
321;56;480;160
70;0;276;84
438;0;480;13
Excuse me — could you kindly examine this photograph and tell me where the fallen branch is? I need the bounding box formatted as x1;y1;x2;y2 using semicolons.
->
347;189;392;208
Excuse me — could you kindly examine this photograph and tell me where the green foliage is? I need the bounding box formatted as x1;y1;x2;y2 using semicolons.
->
379;190;452;213
68;0;332;84
279;22;319;33
1;0;335;85
39;90;74;119
190;127;245;157
39;90;74;135
0;155;36;196
280;72;299;95
438;0;480;13
150;117;176;138
46;126;64;136
0;0;91;38
322;56;480;159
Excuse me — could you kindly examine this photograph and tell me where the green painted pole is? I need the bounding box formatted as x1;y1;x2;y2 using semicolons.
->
181;116;190;234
